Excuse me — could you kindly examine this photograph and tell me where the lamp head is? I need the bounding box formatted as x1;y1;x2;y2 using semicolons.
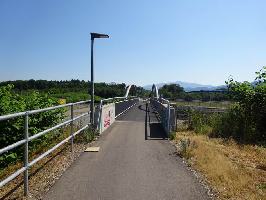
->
91;33;109;39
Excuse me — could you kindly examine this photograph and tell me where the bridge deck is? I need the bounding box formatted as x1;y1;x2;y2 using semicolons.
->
44;102;209;200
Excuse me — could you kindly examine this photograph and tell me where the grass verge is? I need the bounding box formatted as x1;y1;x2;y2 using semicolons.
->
174;131;266;200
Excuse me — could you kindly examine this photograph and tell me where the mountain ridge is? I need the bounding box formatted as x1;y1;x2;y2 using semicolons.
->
143;81;225;92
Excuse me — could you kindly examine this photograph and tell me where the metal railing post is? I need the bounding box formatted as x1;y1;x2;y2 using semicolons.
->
24;112;29;196
70;104;74;152
167;102;171;136
98;100;103;134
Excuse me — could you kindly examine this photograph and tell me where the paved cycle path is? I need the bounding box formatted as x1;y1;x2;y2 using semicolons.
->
44;102;209;200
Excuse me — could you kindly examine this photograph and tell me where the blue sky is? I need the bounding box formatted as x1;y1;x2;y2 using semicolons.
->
0;0;265;86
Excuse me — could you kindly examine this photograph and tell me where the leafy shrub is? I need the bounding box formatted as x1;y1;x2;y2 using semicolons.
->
0;84;65;168
187;110;219;135
222;67;266;144
188;67;266;145
169;132;176;140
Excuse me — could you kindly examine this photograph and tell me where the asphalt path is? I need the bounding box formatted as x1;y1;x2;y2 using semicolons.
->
44;101;209;200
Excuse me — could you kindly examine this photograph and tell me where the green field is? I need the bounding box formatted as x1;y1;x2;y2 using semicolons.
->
174;100;232;108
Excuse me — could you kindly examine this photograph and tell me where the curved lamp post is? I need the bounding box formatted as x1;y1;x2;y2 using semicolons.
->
90;32;109;126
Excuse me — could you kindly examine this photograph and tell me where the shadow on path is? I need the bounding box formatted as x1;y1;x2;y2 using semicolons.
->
138;104;156;114
144;102;167;140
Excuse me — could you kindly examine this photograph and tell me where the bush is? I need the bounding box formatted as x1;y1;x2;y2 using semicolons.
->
223;67;266;144
169;132;176;140
187;67;266;145
0;84;65;168
187;110;219;135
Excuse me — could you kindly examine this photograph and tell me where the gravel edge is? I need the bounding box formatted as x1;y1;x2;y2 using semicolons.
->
170;140;219;200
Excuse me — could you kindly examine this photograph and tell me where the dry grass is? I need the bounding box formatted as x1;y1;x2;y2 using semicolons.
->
175;131;266;200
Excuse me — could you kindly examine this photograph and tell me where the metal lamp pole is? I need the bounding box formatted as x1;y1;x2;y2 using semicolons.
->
90;32;109;126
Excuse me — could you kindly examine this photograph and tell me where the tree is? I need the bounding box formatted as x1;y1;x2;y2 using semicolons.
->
159;84;184;99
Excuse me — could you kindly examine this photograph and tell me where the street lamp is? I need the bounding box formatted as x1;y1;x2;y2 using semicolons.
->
90;32;109;126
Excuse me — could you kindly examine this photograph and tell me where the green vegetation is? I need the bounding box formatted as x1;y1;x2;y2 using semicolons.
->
159;84;184;99
77;128;97;143
187;111;219;135
169;132;177;140
175;100;231;108
158;83;230;102
214;67;266;143
183;90;230;101
0;79;148;102
186;67;266;145
0;80;148;170
0;84;65;169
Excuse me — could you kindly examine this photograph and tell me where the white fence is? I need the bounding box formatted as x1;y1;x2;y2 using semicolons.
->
97;97;139;133
0;100;90;195
150;98;176;135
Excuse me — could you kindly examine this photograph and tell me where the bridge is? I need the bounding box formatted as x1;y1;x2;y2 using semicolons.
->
0;84;209;200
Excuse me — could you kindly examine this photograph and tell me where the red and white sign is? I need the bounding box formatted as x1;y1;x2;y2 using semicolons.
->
101;103;115;133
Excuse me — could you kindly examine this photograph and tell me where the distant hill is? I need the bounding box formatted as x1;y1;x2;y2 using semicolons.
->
143;81;225;92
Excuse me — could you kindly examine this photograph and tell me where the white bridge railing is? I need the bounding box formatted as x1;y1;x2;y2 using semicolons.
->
150;97;176;136
97;96;139;133
0;100;91;196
